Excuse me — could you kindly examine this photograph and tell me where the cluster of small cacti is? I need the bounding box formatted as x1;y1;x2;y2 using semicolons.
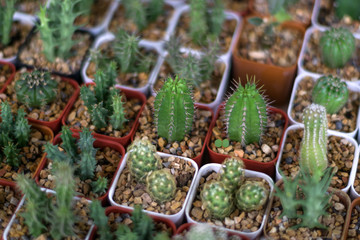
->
0;0;16;46
173;223;242;240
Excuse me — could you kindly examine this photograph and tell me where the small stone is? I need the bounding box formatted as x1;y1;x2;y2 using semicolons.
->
335;121;343;130
334;203;344;211
191;207;203;219
261;144;272;155
285;157;293;164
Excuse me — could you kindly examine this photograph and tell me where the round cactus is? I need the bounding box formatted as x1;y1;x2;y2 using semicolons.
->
200;181;234;219
146;169;176;203
185;224;216;240
235;181;269;212
219;157;245;192
311;75;349;114
127;139;162;182
15;70;58;108
320;27;355;69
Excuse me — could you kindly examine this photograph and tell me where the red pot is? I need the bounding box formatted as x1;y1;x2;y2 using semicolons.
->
88;206;177;240
62;83;146;147
0;61;16;93
34;131;125;206
207;103;288;178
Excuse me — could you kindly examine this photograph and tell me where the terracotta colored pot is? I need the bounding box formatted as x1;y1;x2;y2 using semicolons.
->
62;83;146;147
343;198;360;239
34;131;125;206
207;103;288;178
88;206;177;240
0;61;16;93
232;16;306;106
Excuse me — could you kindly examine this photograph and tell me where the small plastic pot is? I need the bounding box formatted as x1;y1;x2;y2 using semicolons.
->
0;61;16;93
343;197;360;239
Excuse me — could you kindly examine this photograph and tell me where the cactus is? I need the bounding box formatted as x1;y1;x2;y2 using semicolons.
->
0;101;13;136
335;0;360;20
146;169;176;203
114;29;141;73
219;157;245;192
235;180;269;212
127;139;162;182
299;104;328;181
14;109;31;147
122;0;147;31
44;142;69;164
110;94;127;130
91;176;108;195
189;0;208;46
185;224;216;240
15;70;58;108
91;102;109;129
225;79;268;146
60;126;78;163
77;128;97;180
147;0;164;22
4;142;21;167
74;0;94;17
320;27;355;69
154;76;195;142
90;200;112;240
209;0;225;37
0;0;16;46
178;54;203;87
311;75;349;114
200;181;234;219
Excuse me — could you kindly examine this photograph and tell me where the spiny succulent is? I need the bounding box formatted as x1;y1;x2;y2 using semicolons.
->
200;181;234;219
299;104;328;182
15;70;58;108
180;224;242;240
4;142;21;167
154;76;195;142
335;0;360;20
14;109;32;147
78;128;97;180
74;0;94;17
146;169;176;203
127;139;162;182
320;27;355;69
109;94;127;130
311;75;349;114
91;176;108;195
90;200;112;240
225;79;268;146
235;180;269;212
219;157;245;192
0;0;16;46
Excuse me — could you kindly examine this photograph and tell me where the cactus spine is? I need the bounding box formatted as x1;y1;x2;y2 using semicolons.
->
311;75;349;114
154;76;195;142
235;181;269;212
219;157;245;192
146;169;176;203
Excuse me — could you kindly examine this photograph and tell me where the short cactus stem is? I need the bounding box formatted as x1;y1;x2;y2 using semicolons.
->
235;180;269;212
146;169;176;203
219;157;245;192
299;104;328;181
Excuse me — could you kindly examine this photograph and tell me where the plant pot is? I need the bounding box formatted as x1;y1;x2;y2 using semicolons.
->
275;125;359;193
207;103;288;178
88;206;177;240
0;61;16;93
108;151;199;226
81;32;163;96
288;74;360;138
232;16;306;105
62;84;146;147
343;197;360;239
350;146;360;200
185;163;274;240
225;0;250;17
35;131;125;205
263;180;351;239
14;0;49;23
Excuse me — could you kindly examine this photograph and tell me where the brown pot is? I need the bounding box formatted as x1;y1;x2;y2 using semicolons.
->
343;197;360;240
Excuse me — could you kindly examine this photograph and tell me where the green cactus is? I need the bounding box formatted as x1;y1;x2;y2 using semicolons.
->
60;126;78;163
110;94;127;130
77;128;97;180
200;181;234;219
15;70;58;108
189;0;208;46
0;101;13;136
91;102;109;129
235;180;269;212
320;27;355;69
225;79;268;146
219;157;245;192
122;0;147;31
299;104;328;182
185;224;216;240
114;29;141;73
44;142;69;164
154;76;195;142
127;139;162;182
90;200;112;240
14;109;31;147
209;0;225;37
146;169;176;203
177;54;203;87
147;0;165;22
74;0;94;17
311;75;349;114
0;0;16;46
335;0;360;20
4;142;21;167
91;176;108;195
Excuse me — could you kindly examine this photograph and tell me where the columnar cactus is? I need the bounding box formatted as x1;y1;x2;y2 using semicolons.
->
320;27;355;69
14;109;31;147
311;75;349;114
0;0;16;46
235;181;269;212
77;128;97;180
225;80;268;146
200;181;234;219
146;169;176;203
219;157;245;192
15;70;58;108
299;104;328;181
154;76;195;142
127;139;162;182
110;94;127;130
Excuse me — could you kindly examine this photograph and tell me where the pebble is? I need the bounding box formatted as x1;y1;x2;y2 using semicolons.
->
335;121;343;130
261;144;272;155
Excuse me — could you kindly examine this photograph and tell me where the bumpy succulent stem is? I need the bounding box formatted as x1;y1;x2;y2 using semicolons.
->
90;200;112;240
91;102;109;129
219;157;245;192
122;0;147;31
77;128;97;180
14;109;31;147
91;176;108;195
209;0;225;37
60;126;78;163
80;85;97;112
44;142;69;163
190;0;208;45
146;169;176;203
114;29;140;73
110;94;127;130
235;180;269;212
4;142;21;167
0;101;13;137
0;0;16;46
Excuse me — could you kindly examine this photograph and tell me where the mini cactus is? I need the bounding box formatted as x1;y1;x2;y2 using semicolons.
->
60;126;78;163
200;181;234;219
311;75;349;114
15;70;58;108
225;79;268;146
235;180;269;212
90;200;112;240
91;176;108;195
190;0;208;46
114;29;139;73
299;104;328;181
109;94;127;130
209;0;225;37
146;169;176;203
78;128;97;180
154;76;195;142
0;0;16;46
4;142;21;167
44;142;69;164
14;109;31;147
320;27;355;69
335;0;360;20
219;157;245;192
185;224;216;240
122;0;147;31
127;139;162;182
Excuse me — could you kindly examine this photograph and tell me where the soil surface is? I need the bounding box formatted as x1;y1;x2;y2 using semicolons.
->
0;185;21;236
15;0;47;14
0;63;14;90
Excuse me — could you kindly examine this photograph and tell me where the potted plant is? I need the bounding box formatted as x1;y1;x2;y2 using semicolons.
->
35;126;125;204
0;181;21;237
343;197;360;239
207;79;288;177
1;68;79;132
0;101;54;184
0;61;15;92
108;139;198;226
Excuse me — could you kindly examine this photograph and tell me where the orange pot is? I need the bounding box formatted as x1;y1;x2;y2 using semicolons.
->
343;198;360;239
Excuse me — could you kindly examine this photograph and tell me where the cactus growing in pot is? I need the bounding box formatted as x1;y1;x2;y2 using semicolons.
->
0;0;16;46
146;169;176;203
219;157;245;192
234;180;269;212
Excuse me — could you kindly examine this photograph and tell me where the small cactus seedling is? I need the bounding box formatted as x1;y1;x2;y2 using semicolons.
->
235;180;269;212
154;76;195;142
311;75;349;114
200;181;234;219
91;176;108;195
225;79;268;146
77;128;97;180
127;139;162;182
146;169;176;203
219;157;245;192
0;0;16;46
90;200;112;240
320;27;355;69
299;104;328;181
15;70;58;108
